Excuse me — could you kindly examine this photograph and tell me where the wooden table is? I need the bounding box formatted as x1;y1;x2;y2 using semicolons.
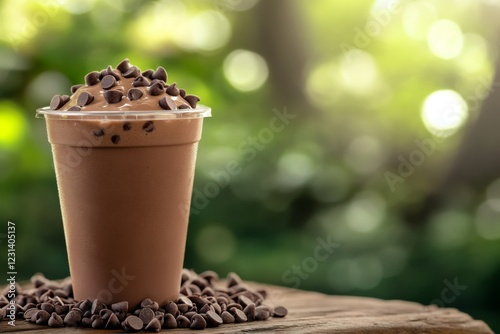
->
0;282;493;333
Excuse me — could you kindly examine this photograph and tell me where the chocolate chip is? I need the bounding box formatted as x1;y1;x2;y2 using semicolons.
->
77;92;94;107
123;315;144;331
104;90;123;104
24;307;38;321
101;75;117;90
145;317;161;332
127;88;143;101
142;69;154;79
85;71;101;86
152;66;167;82
117;58;130;73
50;95;66;110
111;135;120;144
238;295;253;308
227;272;242;288
64;310;82;326
166;82;180;96
243;303;255;321
106;65;121;80
111;301;128;313
206;310;223;327
67;106;82;111
71;84;83;94
177;304;189;314
178;104;191;109
273;306;288;317
151;79;166;87
35;310;51;325
143;121;155;133
164;301;178;316
132;76;150;87
231;308;247;323
221;311;235;324
91;299;104;315
190;314;207;330
159;97;176;110
93;129;105;137
255;306;270;321
123;66;140;78
81;317;92;327
163;313;177;329
105;312;120;329
99;69;107;80
139;307;155;325
148;82;164;96
184;94;200;108
176;315;191;328
179;88;186;97
123;122;132;131
91;316;105;329
41;302;55;313
48;312;64;327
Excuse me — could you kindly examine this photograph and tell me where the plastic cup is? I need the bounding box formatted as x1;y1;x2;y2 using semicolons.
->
36;106;211;307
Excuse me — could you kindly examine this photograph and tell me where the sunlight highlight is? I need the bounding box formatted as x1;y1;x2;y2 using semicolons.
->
223;50;269;92
428;19;463;59
421;90;468;137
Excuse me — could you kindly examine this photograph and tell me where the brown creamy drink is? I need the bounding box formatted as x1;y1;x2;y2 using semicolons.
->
37;59;211;307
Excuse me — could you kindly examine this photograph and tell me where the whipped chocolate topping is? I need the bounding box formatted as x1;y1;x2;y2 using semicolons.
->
49;59;200;111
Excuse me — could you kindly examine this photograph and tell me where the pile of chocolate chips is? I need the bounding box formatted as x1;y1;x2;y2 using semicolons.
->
0;270;287;332
50;59;200;111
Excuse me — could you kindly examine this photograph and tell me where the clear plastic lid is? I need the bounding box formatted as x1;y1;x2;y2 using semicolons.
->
36;105;211;120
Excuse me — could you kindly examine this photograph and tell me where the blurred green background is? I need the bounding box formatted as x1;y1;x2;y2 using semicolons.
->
1;0;499;331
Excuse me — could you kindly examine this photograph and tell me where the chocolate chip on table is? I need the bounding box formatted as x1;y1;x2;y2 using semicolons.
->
122;122;132;131
64;309;82;326
111;300;129;313
244;303;256;321
145;317;162;332
91;315;105;328
163;313;177;329
133;75;151;87
148;82;164;96
231;308;248;323
143;121;155;133
111;135;120;144
273;306;288;318
184;94;200;108
48;312;64;327
139;307;155;325
227;272;242;288
166;82;180;96
105;312;120;329
101;74;117;90
123;315;144;331
190;314;207;330
159;96;177;110
206;310;223;327
50;95;66;110
152;66;167;82
127;88;143;101
123;66;141;78
35;310;51;325
67;106;82;111
176;314;191;328
85;71;101;86
238;295;253;308
24;307;38;321
255;306;271;321
77;92;94;107
104;90;123;104
117;58;130;73
179;88;186;97
221;311;235;324
40;302;55;313
91;299;105;314
71;84;83;94
93;128;105;137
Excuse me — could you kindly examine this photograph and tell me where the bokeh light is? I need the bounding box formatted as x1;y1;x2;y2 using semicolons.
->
427;19;464;59
475;201;500;240
421;89;468;137
345;191;386;233
196;225;236;263
344;135;385;174
26;71;71;106
340;50;379;96
402;1;437;40
223;49;269;91
0;101;28;148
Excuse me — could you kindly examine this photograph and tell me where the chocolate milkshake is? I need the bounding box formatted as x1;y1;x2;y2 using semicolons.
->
37;59;211;307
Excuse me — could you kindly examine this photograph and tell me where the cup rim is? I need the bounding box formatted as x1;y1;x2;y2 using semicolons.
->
36;104;211;120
